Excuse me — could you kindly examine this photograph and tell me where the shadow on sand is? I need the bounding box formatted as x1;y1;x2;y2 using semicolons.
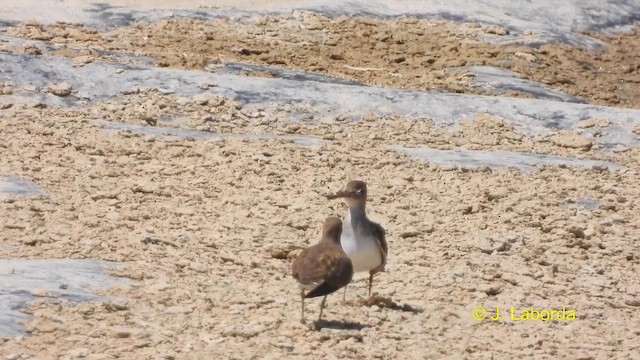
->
313;319;370;331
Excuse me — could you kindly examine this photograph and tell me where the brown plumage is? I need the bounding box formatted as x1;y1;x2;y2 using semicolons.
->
291;217;353;323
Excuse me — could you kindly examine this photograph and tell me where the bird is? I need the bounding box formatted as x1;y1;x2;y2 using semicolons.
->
326;180;387;299
291;216;354;324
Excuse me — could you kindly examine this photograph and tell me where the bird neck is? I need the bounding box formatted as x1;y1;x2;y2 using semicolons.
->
346;203;367;224
323;228;343;243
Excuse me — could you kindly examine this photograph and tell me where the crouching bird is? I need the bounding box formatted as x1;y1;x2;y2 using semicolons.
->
291;217;353;324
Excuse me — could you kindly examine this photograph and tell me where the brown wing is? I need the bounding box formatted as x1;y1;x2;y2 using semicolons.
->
306;254;353;298
291;241;353;298
370;221;388;274
323;253;353;289
291;242;345;284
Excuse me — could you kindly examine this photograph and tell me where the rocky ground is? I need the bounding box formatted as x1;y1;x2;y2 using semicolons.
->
0;5;639;360
4;14;640;107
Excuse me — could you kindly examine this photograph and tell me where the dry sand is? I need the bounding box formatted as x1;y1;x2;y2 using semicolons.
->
1;4;640;360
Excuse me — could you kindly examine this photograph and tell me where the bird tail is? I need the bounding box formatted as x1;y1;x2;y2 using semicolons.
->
305;282;340;298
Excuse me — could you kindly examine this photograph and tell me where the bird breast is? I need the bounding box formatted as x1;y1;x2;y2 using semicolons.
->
340;217;382;273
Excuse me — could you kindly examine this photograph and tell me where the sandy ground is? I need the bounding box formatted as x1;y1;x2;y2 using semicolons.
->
1;4;640;360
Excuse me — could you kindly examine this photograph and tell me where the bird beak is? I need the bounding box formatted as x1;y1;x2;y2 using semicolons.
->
326;189;350;200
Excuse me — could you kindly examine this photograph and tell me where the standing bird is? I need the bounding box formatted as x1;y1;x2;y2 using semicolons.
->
327;180;388;299
291;217;354;324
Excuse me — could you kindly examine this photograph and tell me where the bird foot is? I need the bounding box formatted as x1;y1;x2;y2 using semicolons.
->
363;294;387;306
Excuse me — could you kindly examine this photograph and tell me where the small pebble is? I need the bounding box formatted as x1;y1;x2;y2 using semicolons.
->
46;82;73;97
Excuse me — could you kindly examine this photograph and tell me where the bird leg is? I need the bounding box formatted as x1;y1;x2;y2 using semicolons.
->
300;289;306;324
368;273;374;296
342;285;348;302
318;295;327;322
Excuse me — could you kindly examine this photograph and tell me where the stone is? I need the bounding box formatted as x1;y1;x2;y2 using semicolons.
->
484;25;509;35
112;327;135;338
188;262;208;273
624;299;640;307
175;97;192;105
104;300;129;312
514;52;537;62
46;82;73;97
30;288;52;297
389;55;406;63
270;248;291;259
576;118;611;129
485;188;509;201
192;93;213;106
550;132;593;150
399;229;421;238
67;348;91;358
473;237;510;254
424;221;435;233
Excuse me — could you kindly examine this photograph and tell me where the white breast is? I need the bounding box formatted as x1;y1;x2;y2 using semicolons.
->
340;215;382;273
